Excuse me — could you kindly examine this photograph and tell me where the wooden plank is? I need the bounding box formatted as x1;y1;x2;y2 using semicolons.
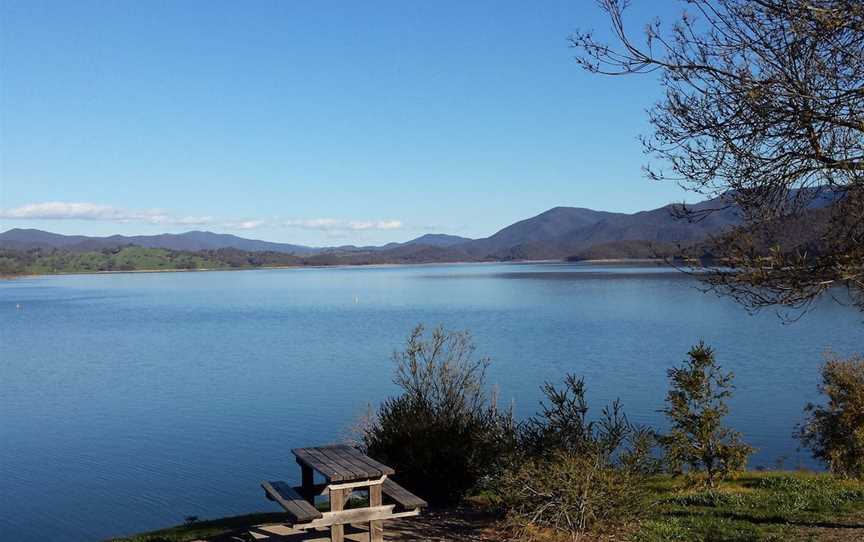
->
326;476;385;491
332;445;395;477
293;447;353;482
307;446;362;481
261;481;323;523
291;476;384;498
324;445;384;478
291;505;406;530
316;446;374;480
382;478;427;510
293;447;345;481
330;487;345;542
369;481;384;542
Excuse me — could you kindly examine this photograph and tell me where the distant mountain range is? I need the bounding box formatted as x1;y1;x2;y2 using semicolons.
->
0;196;746;261
0;228;476;255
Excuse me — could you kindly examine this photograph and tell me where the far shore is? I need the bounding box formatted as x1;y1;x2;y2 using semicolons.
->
1;258;673;280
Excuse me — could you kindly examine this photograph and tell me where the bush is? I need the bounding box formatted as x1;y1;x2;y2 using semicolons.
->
659;342;753;487
361;324;515;505
797;353;864;478
499;375;658;539
518;374;659;473
500;450;647;539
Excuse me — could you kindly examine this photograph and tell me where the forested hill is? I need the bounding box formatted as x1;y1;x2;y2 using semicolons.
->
0;244;483;276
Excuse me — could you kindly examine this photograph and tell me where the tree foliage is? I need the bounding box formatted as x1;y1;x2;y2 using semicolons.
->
572;0;864;314
659;342;753;487
361;324;515;505
797;353;864;478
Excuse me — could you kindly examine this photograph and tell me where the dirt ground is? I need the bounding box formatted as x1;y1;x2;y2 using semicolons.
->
384;506;500;541
203;507;500;542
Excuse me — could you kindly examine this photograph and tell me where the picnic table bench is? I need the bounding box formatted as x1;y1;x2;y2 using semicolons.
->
261;444;426;541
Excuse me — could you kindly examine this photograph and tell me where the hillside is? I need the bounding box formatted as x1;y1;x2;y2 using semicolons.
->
0;246;230;275
458;207;623;258
455;196;742;260
5;192;837;270
0;229;319;254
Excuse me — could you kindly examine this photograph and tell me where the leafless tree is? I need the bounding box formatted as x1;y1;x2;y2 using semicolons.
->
571;0;863;314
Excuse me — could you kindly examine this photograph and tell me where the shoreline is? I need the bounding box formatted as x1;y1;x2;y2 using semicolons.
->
108;470;864;542
1;258;672;280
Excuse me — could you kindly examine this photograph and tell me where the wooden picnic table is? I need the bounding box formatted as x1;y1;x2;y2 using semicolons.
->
261;444;427;542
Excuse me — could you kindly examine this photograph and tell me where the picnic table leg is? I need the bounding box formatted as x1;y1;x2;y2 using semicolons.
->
300;465;314;500
369;484;384;542
330;487;345;542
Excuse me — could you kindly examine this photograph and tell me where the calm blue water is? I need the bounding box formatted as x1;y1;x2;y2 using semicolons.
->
1;263;862;541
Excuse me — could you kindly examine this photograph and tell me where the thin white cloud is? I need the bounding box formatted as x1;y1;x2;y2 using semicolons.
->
0;201;404;233
348;220;402;231
283;218;403;232
224;220;266;230
283;218;343;230
0;202;213;226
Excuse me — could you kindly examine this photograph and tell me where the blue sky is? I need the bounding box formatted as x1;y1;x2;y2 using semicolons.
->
0;1;691;246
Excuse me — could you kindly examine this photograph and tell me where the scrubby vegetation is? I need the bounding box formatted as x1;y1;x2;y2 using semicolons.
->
499;375;659;539
358;331;863;540
361;324;515;506
798;354;864;479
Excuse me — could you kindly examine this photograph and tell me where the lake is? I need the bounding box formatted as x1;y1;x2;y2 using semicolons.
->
1;263;862;541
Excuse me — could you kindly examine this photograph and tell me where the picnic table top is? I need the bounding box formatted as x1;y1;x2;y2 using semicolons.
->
292;444;395;482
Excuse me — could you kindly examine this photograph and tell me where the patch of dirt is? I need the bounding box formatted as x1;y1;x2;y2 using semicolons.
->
203;507;502;542
386;506;501;541
785;510;864;542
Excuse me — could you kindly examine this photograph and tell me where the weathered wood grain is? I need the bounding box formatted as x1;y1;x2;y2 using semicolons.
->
382;479;428;510
260;480;323;524
369;480;384;542
292;445;395;482
330;486;345;542
293;447;353;482
331;445;395;477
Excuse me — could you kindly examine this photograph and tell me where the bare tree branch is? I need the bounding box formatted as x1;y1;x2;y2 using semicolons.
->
572;0;864;315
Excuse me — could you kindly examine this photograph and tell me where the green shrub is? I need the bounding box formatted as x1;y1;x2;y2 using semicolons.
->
499;375;658;538
361;324;515;505
797;353;864;478
500;450;648;539
518;374;660;472
659;342;753;487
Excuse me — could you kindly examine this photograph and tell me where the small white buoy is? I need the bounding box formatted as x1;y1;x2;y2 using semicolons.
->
16;303;22;310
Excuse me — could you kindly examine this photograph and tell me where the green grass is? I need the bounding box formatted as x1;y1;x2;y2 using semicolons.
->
635;471;864;542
